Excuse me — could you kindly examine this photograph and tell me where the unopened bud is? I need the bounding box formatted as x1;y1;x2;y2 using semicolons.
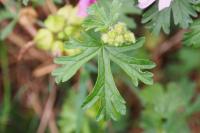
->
101;22;136;46
101;34;109;43
44;15;66;33
114;22;126;34
51;40;64;56
124;32;136;43
35;29;53;51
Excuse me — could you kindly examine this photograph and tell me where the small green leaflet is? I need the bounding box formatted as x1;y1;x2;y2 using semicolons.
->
142;0;197;34
83;0;122;32
52;48;100;83
184;20;200;48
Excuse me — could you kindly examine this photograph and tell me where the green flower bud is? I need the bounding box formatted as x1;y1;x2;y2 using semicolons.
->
101;34;109;43
64;26;74;36
114;22;126;34
124;32;136;43
115;35;124;46
51;40;64;56
68;7;83;25
44;15;66;33
34;29;53;51
57;32;66;40
101;22;136;46
107;31;116;38
57;5;73;20
108;38;114;45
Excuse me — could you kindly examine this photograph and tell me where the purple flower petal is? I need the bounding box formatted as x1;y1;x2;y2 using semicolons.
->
158;0;173;11
77;0;97;17
138;0;156;9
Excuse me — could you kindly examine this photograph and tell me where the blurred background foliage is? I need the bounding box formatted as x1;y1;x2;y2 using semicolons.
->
1;0;200;133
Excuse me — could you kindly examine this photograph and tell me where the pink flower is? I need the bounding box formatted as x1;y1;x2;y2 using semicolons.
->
138;0;173;11
77;0;97;17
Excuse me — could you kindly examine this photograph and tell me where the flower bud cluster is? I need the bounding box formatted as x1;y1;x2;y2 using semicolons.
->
101;22;136;46
34;5;82;56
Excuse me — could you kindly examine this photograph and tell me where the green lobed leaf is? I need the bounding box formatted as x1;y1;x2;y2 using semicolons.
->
109;49;155;86
82;48;126;121
65;31;101;49
183;19;200;48
52;0;155;121
142;0;197;34
140;81;200;133
52;48;99;83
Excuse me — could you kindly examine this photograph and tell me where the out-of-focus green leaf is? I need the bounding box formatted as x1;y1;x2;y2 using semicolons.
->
142;0;197;34
140;81;200;133
184;20;200;48
0;10;15;21
0;18;18;40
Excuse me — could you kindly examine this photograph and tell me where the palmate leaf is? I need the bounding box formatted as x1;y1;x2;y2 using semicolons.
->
142;0;198;34
52;0;155;121
82;49;126;121
140;81;200;133
53;33;155;120
183;19;200;48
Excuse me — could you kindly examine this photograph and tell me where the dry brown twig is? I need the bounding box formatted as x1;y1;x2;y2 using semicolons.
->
33;64;57;77
152;30;186;66
37;78;58;133
18;41;35;60
46;0;57;14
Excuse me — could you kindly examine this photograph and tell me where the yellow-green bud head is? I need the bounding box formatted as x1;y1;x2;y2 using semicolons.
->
108;38;115;45
124;32;136;43
44;15;66;33
115;35;124;45
34;29;53;51
57;32;66;40
114;22;126;34
68;7;83;25
57;5;73;20
101;34;109;43
101;22;136;46
107;31;116;38
51;40;64;56
64;26;74;36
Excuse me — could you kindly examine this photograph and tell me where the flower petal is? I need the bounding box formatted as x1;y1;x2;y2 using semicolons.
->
158;0;173;11
138;0;156;9
77;0;97;17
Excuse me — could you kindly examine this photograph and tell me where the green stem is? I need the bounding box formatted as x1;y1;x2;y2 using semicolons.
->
0;43;11;132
